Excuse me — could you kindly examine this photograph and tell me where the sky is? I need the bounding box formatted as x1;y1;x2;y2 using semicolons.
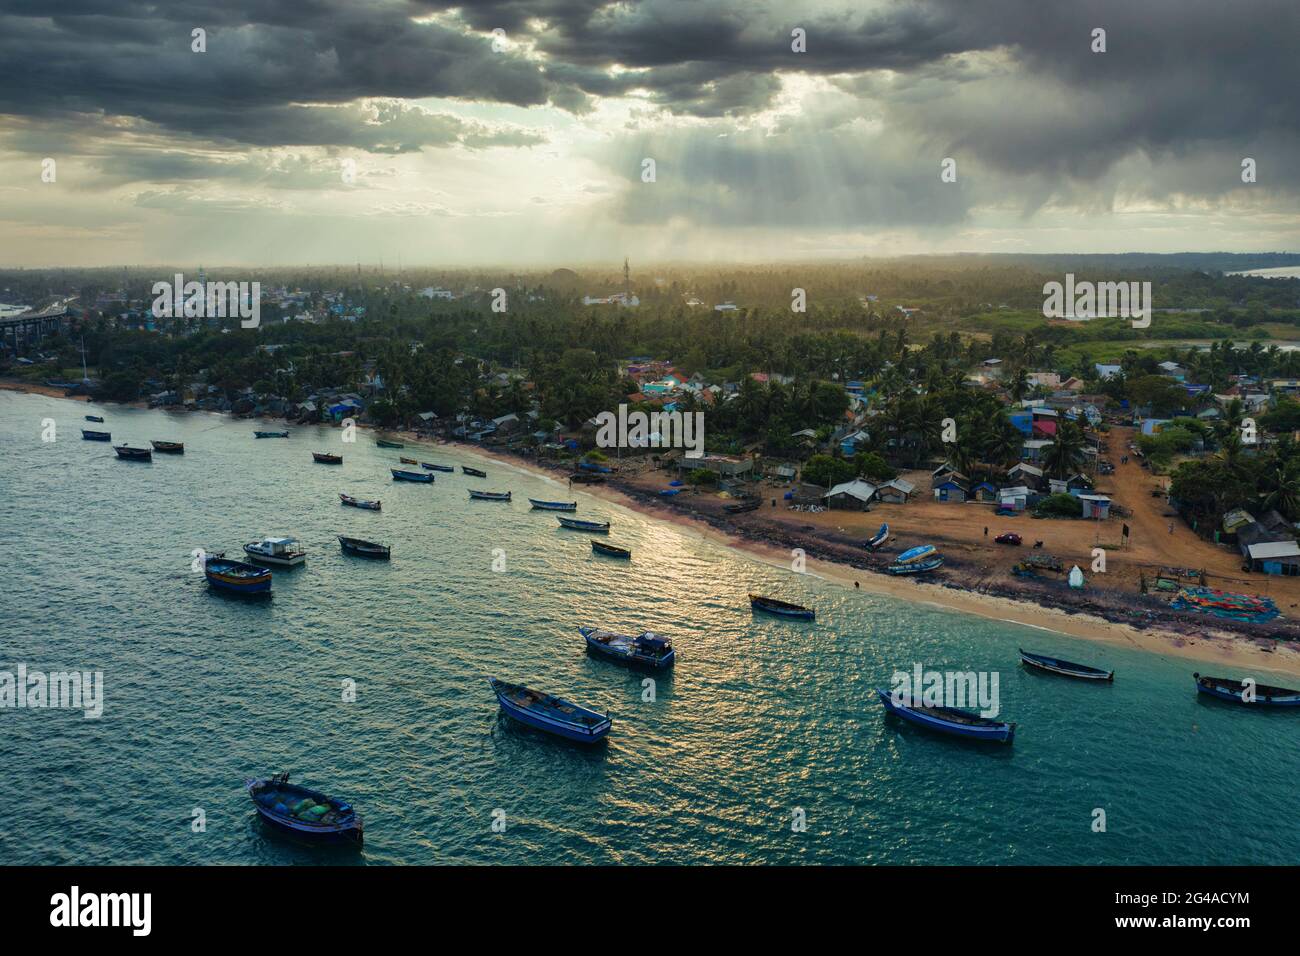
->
0;0;1296;267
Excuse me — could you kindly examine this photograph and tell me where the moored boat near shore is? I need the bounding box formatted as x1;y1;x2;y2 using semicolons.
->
113;444;152;461
81;429;111;441
421;461;453;472
580;627;675;669
887;556;944;575
529;498;577;511
313;452;342;464
468;489;510;501
462;466;487;477
1193;673;1300;707
376;439;404;449
339;493;380;510
488;677;611;744
338;535;391;559
1020;649;1113;681
243;536;307;567
556;516;609;532
591;541;631;559
391;468;433;483
253;430;289;438
246;773;362;845
204;557;272;594
399;457;418;465
749;593;815;620
84;414;104;423
876;688;1016;743
150;440;184;454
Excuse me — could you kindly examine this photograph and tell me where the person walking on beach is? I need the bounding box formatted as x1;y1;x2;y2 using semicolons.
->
1168;522;1174;535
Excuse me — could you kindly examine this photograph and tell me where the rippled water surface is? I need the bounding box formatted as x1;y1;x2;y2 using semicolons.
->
2;391;1298;865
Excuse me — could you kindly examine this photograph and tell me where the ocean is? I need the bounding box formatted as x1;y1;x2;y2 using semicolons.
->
1;390;1296;865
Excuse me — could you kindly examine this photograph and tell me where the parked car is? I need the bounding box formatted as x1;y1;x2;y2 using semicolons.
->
995;532;1022;545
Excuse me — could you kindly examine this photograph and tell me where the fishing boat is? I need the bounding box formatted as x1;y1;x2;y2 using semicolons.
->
243;536;307;567
468;489;511;501
204;557;272;594
1193;673;1300;707
391;469;433;483
84;414;104;423
569;473;605;484
246;773;362;845
893;544;937;565
462;466;487;478
339;493;380;510
580;627;675;669
1020;648;1113;681
376;439;404;449
254;430;289;438
875;689;1016;743
488;678;611;744
150;440;184;454
81;429;111;441
864;523;889;551
338;536;391;559
591;541;631;559
557;516;609;533
749;594;815;620
421;462;453;472
312;452;342;464
724;498;762;515
113;445;152;461
529;498;577;511
578;461;613;474
399;457;418;465
886;555;944;575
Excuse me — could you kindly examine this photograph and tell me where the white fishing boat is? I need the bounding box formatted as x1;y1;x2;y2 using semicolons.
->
243;536;307;567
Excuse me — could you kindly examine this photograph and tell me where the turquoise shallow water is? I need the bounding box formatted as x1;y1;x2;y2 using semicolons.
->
1;390;1298;865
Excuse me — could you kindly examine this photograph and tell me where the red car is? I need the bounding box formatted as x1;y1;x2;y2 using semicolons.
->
994;532;1022;546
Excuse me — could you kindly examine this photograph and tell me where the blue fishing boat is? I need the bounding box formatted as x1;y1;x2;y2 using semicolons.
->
886;556;944;575
81;429;111;441
875;688;1016;743
556;516;609;532
749;593;815;620
1020;648;1113;681
84;414;104;423
578;461;613;474
391;469;433;483
113;444;152;461
864;522;889;551
591;540;631;559
246;773;362;845
421;462;454;472
529;498;577;511
488;678;611;744
253;430;289;438
468;489;511;501
580;627;675;669
1194;673;1300;707
204;557;272;594
659;488;681;496
893;544;937;565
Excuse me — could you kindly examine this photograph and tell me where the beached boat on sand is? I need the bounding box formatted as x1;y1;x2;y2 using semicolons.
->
580;627;675;669
864;523;889;551
749;594;815;620
246;773;362;845
339;493;380;510
488;677;611;743
876;688;1016;743
1193;673;1300;707
1020;648;1113;681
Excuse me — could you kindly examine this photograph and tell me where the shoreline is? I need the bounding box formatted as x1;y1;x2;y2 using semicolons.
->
7;377;1300;678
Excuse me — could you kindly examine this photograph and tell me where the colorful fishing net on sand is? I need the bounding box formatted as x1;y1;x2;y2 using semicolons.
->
1171;586;1281;623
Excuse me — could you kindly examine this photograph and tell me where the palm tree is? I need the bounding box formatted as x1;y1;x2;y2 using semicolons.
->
1043;420;1087;478
1258;457;1300;520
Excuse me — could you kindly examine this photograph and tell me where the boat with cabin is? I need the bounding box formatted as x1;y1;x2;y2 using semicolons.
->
246;773;362;845
338;536;391;559
243;537;307;567
580;627;675;669
488;678;611;744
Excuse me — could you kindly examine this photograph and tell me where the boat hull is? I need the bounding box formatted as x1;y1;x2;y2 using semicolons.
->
150;441;184;453
421;463;453;472
591;541;631;559
247;779;363;845
529;499;578;511
749;595;815;620
391;469;433;482
887;557;944;575
1020;649;1113;681
114;446;152;461
490;678;611;744
204;560;272;594
462;466;487;477
1194;674;1300;707
876;689;1015;743
339;494;381;510
468;490;511;501
556;517;609;532
313;453;342;464
81;430;111;441
580;628;675;670
338;537;390;560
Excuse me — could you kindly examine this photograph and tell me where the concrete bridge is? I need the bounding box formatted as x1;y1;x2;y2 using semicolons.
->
0;304;73;354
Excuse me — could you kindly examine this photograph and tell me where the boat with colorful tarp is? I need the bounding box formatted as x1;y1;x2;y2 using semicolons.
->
1193;673;1300;707
864;523;889;551
462;466;487;478
114;444;152;461
243;536;307;567
338;536;390;559
468;489;511;501
313;452;342;464
391;468;433;483
556;516;609;532
81;429;111;441
580;627;675;669
529;498;577;511
339;493;380;510
488;677;611;743
749;594;815;620
421;462;453;472
254;430;289;438
591;541;631;559
246;773;362;845
876;688;1015;743
204;557;272;594
1020;648;1113;681
150;440;184;454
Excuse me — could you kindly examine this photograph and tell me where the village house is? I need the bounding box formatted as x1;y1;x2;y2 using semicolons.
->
875;477;915;504
824;478;877;510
